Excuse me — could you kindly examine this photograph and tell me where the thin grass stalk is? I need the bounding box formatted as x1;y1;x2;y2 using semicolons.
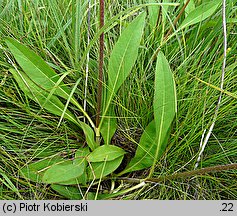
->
95;0;104;137
195;0;227;169
117;163;237;184
83;0;91;122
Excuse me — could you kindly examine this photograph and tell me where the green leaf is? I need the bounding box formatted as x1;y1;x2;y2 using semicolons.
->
100;107;117;145
51;185;83;200
87;156;124;180
153;51;176;151
121;122;171;174
148;0;160;30
20;156;64;182
43;147;90;185
161;0;169;25
56;147;90;185
58;173;88;186
100;13;146;139
9;69;78;124
88;145;126;162
51;185;101;200
10;68;98;151
5;37;90;123
121;51;176;174
42;159;86;184
227;18;237;24
184;0;195;16
149;0;169;28
179;0;221;30
0;168;21;197
6;38;71;100
74;147;90;159
105;12;146;111
120;120;156;173
79;122;98;150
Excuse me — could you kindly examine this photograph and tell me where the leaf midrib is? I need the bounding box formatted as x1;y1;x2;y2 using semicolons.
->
102;15;144;125
11;42;69;93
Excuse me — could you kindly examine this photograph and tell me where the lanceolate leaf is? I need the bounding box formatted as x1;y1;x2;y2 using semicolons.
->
184;0;195;17
79;122;99;150
100;13;146;141
6;38;71;99
104;12;146;114
119;120;170;174
148;0;160;30
6;37;99;150
179;0;221;30
5;38;91;124
161;0;169;26
87;145;126;162
121;121;156;173
9;69;78;124
121;51;176;174
10;68;98;150
153;51;176;163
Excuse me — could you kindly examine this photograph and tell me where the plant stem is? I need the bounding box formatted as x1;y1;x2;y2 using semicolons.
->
101;163;237;199
164;0;190;40
95;0;104;135
194;0;227;169
117;163;237;184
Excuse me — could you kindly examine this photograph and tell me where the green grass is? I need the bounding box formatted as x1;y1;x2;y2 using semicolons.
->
0;0;237;199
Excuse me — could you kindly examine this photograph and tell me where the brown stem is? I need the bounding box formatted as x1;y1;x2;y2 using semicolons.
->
164;0;191;40
96;0;105;130
117;163;237;184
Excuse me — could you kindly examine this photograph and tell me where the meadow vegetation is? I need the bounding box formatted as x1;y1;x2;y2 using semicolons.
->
0;0;236;199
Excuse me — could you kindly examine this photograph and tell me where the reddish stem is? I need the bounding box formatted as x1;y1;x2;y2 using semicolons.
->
96;0;104;129
164;0;191;40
